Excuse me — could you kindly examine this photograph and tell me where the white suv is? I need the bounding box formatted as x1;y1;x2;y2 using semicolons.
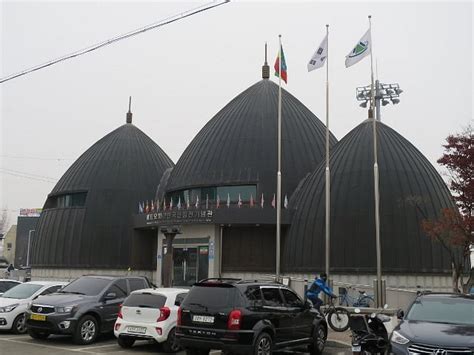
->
0;281;67;334
114;288;188;352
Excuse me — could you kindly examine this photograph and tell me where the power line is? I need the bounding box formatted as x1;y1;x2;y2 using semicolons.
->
1;0;230;84
0;168;58;183
0;154;73;161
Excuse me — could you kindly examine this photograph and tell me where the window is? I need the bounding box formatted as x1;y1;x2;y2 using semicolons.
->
175;292;188;306
44;192;87;209
245;286;263;302
41;285;62;295
128;278;147;292
281;289;303;308
106;282;127;298
124;293;166;308
167;185;257;208
6;243;12;251
261;288;285;307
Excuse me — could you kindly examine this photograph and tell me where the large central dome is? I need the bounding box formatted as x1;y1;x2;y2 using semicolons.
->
166;79;337;200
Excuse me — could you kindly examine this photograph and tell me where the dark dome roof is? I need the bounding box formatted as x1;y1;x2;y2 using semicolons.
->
283;120;455;274
32;123;173;269
166;79;337;198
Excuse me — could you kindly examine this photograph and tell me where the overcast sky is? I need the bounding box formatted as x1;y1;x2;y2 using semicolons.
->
0;0;472;230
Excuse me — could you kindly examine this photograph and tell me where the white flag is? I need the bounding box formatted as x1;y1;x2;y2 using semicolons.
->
307;34;328;72
345;29;371;68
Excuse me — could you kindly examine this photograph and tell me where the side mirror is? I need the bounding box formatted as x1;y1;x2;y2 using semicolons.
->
104;292;117;300
174;300;181;307
397;309;404;319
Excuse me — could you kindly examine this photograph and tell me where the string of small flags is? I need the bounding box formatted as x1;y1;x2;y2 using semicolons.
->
138;193;289;213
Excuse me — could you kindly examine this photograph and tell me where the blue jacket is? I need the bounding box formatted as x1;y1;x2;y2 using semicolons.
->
306;278;334;298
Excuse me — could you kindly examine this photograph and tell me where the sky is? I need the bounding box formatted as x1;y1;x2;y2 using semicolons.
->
0;0;472;232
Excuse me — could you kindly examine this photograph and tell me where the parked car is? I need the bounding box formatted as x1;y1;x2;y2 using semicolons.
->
176;278;327;355
114;288;189;351
390;292;474;354
26;275;151;345
0;280;67;334
0;279;22;296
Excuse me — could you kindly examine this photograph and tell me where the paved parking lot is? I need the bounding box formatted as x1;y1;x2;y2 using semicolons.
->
0;332;351;355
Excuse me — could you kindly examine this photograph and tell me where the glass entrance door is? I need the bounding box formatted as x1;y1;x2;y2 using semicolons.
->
173;247;198;286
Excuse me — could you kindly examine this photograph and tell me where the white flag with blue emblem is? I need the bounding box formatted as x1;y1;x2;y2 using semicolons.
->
345;28;371;68
307;33;328;71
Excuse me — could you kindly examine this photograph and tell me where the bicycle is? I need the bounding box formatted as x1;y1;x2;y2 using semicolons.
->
338;286;375;308
321;297;350;332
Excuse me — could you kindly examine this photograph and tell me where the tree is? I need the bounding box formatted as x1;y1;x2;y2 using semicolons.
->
422;125;473;292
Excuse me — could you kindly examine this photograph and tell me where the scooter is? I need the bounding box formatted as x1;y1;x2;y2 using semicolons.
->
349;306;391;354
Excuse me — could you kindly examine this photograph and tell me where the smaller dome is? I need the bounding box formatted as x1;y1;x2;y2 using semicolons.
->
283;120;455;274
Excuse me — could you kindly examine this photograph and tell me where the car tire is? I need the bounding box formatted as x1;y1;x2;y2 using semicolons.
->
162;327;180;353
73;315;99;345
27;328;50;340
117;336;135;348
253;332;273;355
12;313;27;334
308;324;327;355
185;348;210;355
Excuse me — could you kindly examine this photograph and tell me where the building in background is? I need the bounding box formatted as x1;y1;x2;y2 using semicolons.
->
2;226;17;265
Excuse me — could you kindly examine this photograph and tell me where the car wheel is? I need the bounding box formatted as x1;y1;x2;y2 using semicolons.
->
185;348;210;355
12;313;27;334
162;327;180;353
73;315;99;345
254;332;273;355
308;324;327;355
27;329;50;340
117;336;135;348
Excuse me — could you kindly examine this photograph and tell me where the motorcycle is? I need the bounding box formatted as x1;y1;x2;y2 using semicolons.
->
349;306;391;354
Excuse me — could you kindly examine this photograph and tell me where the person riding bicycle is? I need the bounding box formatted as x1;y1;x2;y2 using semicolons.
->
306;272;337;311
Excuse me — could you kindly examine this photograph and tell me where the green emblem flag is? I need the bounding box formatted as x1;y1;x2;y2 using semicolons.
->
345;28;371;68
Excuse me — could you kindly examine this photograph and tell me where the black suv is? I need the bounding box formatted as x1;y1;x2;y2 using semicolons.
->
176;279;327;355
25;275;151;344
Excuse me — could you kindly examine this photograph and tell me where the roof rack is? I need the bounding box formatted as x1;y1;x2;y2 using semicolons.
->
197;278;242;283
236;279;282;285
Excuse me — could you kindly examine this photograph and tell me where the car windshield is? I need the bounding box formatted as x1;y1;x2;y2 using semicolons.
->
123;293;167;308
183;286;235;309
1;283;43;299
406;297;474;325
59;277;110;296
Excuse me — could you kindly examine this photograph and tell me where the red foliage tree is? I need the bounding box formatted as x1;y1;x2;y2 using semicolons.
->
422;125;473;292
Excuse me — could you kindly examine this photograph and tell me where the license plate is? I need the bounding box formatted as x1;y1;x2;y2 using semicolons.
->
352;346;361;352
192;315;214;323
127;326;146;334
31;314;46;321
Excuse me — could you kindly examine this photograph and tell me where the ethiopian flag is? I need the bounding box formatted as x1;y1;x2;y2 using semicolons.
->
274;45;287;83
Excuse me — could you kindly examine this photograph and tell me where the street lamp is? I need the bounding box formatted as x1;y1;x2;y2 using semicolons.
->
356;81;403;121
26;229;35;268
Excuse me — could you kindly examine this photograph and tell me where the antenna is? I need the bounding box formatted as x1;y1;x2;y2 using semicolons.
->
262;42;270;79
126;96;133;124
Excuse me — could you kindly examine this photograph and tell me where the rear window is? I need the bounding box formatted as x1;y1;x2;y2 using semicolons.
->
183;286;236;308
123;293;167;308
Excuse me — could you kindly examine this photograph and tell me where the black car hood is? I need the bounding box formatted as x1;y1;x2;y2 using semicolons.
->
397;320;474;347
33;293;96;307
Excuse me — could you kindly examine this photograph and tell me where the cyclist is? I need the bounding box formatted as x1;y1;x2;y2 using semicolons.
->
306;272;337;311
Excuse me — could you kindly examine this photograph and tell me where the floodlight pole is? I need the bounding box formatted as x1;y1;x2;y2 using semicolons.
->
26;229;35;268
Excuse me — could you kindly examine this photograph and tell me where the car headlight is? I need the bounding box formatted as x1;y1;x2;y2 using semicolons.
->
0;303;19;313
391;330;410;345
55;306;75;313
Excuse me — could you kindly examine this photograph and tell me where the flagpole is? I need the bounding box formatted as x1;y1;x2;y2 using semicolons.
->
324;24;331;283
276;34;282;282
369;15;382;308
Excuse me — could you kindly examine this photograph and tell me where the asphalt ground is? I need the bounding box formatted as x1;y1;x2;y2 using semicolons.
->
0;331;351;355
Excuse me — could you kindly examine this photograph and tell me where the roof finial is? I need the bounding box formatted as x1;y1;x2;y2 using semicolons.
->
126;96;132;124
262;42;270;79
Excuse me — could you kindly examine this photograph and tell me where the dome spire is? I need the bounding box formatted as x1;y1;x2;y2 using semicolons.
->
126;96;132;124
262;42;270;79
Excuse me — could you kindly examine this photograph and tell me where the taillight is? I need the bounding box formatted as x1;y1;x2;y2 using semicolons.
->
227;309;242;330
157;306;171;322
118;304;123;319
177;307;182;326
